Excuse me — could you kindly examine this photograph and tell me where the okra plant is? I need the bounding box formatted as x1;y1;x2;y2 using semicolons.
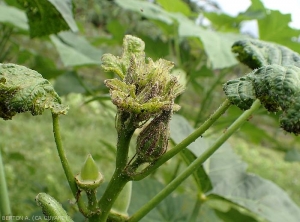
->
1;35;300;221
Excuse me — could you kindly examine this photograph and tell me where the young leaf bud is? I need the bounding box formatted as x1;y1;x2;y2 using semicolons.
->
136;111;171;163
102;35;184;128
75;154;103;191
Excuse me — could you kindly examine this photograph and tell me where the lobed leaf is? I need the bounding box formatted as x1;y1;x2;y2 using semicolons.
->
18;0;76;37
115;0;244;69
0;63;68;120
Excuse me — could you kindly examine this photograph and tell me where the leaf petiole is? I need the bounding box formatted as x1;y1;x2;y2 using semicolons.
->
52;114;90;217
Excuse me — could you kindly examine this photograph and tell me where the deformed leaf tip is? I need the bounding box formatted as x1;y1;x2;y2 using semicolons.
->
0;63;68;120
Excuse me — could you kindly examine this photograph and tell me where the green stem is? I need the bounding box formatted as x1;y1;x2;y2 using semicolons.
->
87;190;98;211
97;116;135;222
189;197;202;222
97;172;130;222
52;114;90;217
0;150;11;217
128;99;261;222
131;99;231;181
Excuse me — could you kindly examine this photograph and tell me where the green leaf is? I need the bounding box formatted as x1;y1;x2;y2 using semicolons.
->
47;0;78;32
241;0;266;19
196;202;223;222
142;35;169;60
116;0;241;69
258;10;300;52
177;15;242;69
156;0;191;16
205;194;264;222
204;12;241;33
58;31;103;62
54;71;86;96
223;74;256;110
170;114;300;221
0;4;28;30
232;39;300;69
224;64;300;134
106;20;126;42
50;33;102;67
170;114;212;193
17;0;73;37
0;63;68;120
208;143;300;222
32;56;65;80
284;149;300;162
129;178;193;221
115;0;174;25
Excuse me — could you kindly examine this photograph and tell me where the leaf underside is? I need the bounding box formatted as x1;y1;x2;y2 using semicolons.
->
224;39;300;134
0;63;68;120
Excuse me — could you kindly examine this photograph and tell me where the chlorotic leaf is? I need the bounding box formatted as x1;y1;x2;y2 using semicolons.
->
0;63;68;120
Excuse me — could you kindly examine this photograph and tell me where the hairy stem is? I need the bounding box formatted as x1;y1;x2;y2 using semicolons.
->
87;190;98;211
131;99;231;181
0;150;11;217
97;115;135;222
128;99;261;221
52;114;90;216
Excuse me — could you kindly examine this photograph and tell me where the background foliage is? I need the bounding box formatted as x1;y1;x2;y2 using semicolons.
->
1;0;300;221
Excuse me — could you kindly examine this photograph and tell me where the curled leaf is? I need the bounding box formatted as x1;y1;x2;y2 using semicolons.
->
224;39;300;134
101;35;145;79
224;64;300;134
232;39;300;69
102;35;184;123
223;74;255;110
0;63;68;120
